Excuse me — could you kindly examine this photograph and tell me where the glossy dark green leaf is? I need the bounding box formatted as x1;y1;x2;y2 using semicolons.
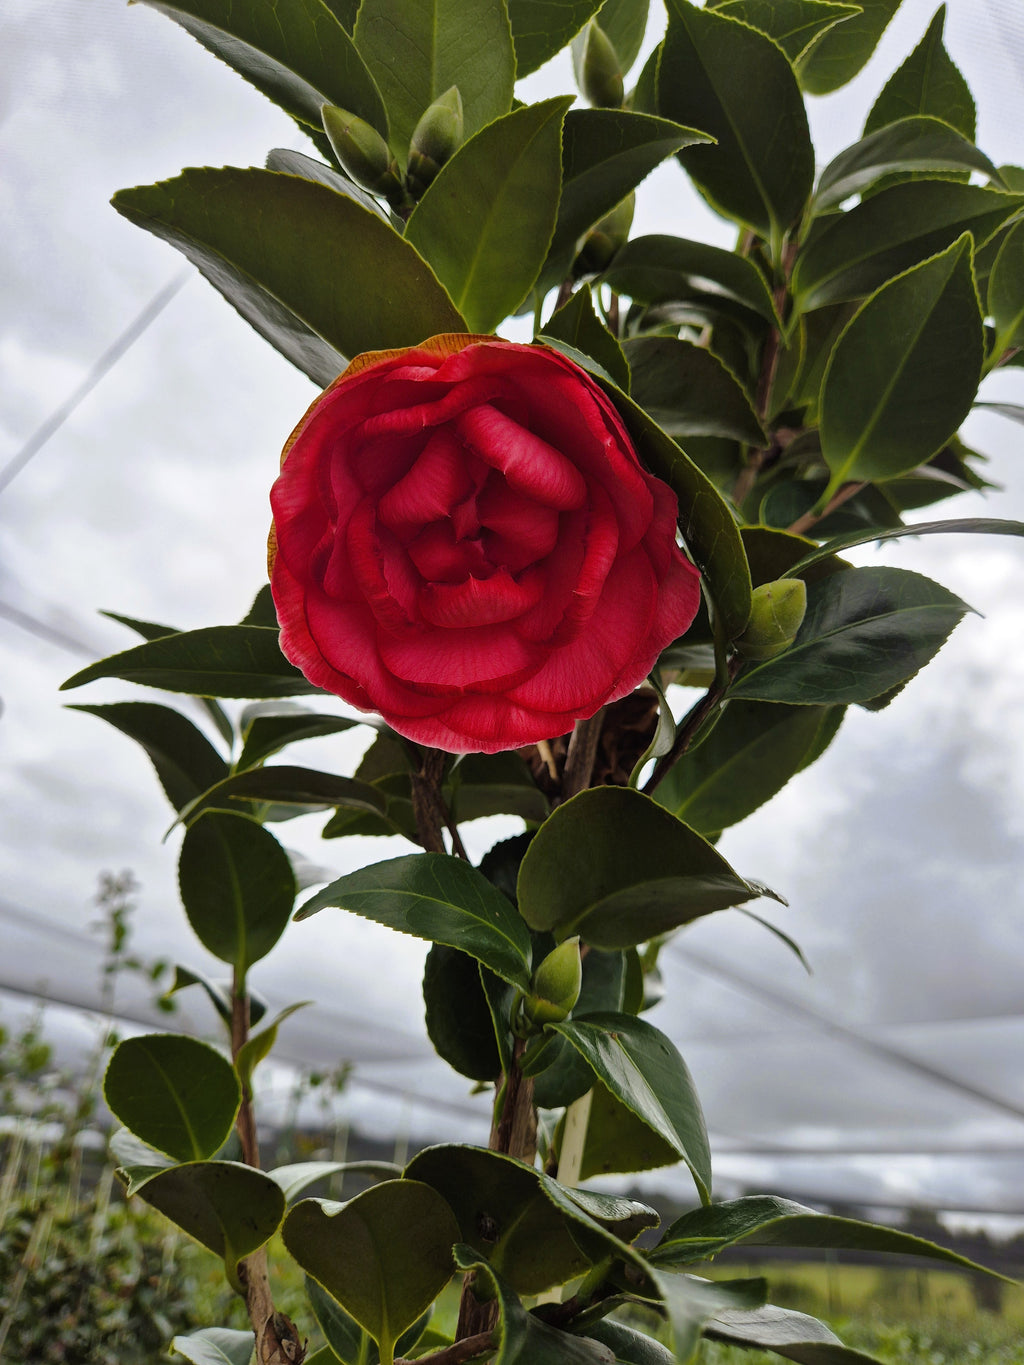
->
652;1272;769;1363
604;234;777;323
578;1320;674;1365
542;287;630;392
448;752;550;825
988;217;1024;354
452;1246;615;1364
296;853;532;989
113;170;465;386
164;965;268;1028
600;381;752;639
798;0;900;95
105;1034;240;1163
62;625;320;699
517;786;776;949
269;1161;402;1204
741;526;845;587
784;515;1024;574
305;1276;432;1365
128;1161;284;1288
659;0;814;243
179;813;297;973
236;702;361;772
423;944;502;1082
625;336;765;444
547;112;713;281
864;5;975;140
283;1182;458;1360
178;765;388;827
137;0;387;138
354;0;515;157
507;0;604;76
653;1195;1012;1278
713;0;858;65
704;1304;883;1363
654;701;834;835
820;236;983;486
792;181;1024;312
69;701;227;813
170;1327;255;1365
729;566;971;705
554;1012;711;1201
975;401;1024;425
406;1145;655;1295
574;1079;679;1178
813;117;998;215
406;98;571;332
532;949;631;1109
265;147;390;221
596;0;650;73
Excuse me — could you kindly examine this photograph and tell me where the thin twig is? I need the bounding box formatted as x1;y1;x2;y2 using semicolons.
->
396;1329;496;1365
411;748;448;853
561;710;604;801
786;480;866;538
642;665;737;794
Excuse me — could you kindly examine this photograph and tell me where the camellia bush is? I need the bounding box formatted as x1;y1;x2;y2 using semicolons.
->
60;0;1024;1362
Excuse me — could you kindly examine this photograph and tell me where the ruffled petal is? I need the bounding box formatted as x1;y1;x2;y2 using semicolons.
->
458;404;588;510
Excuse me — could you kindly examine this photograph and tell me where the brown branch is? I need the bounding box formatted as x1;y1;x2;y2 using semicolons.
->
786;480;866;538
411;748;448;853
397;1329;496;1365
642;663;738;795
560;710;605;801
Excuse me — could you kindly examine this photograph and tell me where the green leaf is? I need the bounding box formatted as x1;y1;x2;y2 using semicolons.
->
798;0;900;95
236;702;362;772
68;701;227;813
652;1195;1014;1279
596;0;650;73
599;381;753;639
296;853;533;989
791;181;1024;313
532;948;632;1109
236;1002;310;1092
178;766;389;827
713;0;859;66
654;700;836;836
729;565;971;705
507;0;605;77
625;336;766;444
447;752;551;825
105;1034;240;1163
576;1320;673;1365
179;813;297;974
354;0;515;158
572;1080;680;1178
651;1273;770;1363
659;0;815;243
819;235;983;486
553;1012;712;1201
406;98;572;332
864;5;975;140
164;965;268;1028
305;1276;432;1365
282;1182;459;1360
988;217;1024;355
546;112;713;283
406;1145;656;1295
603;234;778;324
704;1303;884;1362
137;0;387;138
61;625;320;699
451;1246;614;1364
423;944;503;1082
269;1161;403;1203
124;1161;285;1288
113;170;465;387
171;1327;255;1365
541;287;630;391
812;117;998;215
517;786;777;948
975;400;1024;425
265;147;390;221
784;515;1024;574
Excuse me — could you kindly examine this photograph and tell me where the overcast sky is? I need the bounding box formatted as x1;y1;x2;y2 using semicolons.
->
2;0;1024;1223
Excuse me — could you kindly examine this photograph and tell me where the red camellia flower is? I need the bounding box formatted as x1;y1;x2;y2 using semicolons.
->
269;334;701;753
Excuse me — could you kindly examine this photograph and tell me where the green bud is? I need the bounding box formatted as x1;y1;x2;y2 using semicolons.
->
574;192;635;275
735;578;808;661
523;936;582;1028
580;21;624;109
321;104;404;200
408;86;464;194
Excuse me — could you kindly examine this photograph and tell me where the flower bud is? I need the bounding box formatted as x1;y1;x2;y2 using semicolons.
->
735;578;808;661
321;104;404;200
574;193;635;275
407;86;464;194
580;21;624;109
522;936;583;1028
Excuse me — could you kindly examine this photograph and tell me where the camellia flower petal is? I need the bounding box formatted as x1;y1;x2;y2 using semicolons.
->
269;334;701;753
